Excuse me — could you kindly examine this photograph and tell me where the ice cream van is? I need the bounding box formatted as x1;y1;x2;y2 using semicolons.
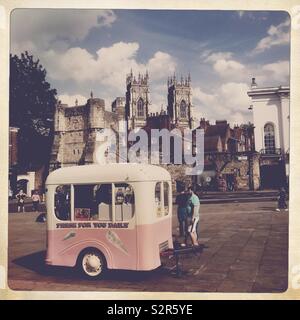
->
45;163;173;278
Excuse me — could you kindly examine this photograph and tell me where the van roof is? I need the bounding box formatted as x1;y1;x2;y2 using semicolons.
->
46;163;171;185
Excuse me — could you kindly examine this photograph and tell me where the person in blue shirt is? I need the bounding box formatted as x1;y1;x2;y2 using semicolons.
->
187;186;200;246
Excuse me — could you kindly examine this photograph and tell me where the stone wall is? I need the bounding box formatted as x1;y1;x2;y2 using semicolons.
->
160;164;193;191
221;154;260;190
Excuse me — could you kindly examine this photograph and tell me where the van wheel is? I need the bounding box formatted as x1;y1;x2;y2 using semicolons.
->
78;249;106;278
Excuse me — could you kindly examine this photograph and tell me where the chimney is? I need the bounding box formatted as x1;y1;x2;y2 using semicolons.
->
199;118;209;130
251;77;257;88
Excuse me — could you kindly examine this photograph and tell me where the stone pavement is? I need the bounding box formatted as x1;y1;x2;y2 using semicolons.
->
7;201;288;292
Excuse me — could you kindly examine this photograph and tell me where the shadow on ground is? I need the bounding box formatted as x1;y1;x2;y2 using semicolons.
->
258;206;277;211
12;251;174;282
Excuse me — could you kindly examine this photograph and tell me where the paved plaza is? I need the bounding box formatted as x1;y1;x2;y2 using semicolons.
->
7;200;288;292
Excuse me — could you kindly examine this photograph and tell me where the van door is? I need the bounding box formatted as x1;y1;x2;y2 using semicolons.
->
108;183;137;270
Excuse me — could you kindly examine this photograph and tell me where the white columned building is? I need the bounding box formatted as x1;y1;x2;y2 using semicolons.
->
247;78;289;188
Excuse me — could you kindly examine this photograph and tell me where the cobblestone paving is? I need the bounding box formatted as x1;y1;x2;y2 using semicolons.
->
7;201;288;292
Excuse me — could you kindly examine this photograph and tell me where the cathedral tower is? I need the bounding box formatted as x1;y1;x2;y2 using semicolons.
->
167;74;193;129
125;70;149;129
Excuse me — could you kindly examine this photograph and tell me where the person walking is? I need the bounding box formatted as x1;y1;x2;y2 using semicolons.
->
187;186;200;246
16;190;27;213
175;188;190;245
276;187;288;212
32;190;41;212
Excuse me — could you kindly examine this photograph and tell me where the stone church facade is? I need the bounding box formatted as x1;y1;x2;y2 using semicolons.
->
167;74;195;129
125;70;150;130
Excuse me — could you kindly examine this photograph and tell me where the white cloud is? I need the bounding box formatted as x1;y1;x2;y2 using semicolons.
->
193;82;251;125
44;42;176;91
148;83;169;113
11;9;116;54
204;51;233;63
204;51;289;86
261;60;289;82
193;87;217;105
219;82;250;112
204;51;246;80
230;112;246;125
192;87;217;120
194;50;288;125
213;59;245;77
252;18;290;54
250;60;289;86
147;52;177;79
45;42;176;111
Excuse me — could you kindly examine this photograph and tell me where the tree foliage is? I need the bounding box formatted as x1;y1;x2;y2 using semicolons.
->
10;51;57;170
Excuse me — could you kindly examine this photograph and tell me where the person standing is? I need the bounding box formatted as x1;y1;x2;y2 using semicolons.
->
16;190;27;213
176;188;190;244
276;187;288;212
187;186;200;246
217;175;227;192
32;190;41;212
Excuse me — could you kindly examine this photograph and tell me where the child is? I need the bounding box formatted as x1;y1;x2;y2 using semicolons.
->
276;187;288;212
16;190;27;213
32;190;41;212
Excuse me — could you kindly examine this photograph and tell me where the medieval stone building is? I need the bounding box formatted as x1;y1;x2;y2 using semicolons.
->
50;96;123;171
193;119;260;191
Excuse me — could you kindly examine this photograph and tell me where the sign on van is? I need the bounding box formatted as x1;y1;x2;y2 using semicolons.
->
56;222;129;229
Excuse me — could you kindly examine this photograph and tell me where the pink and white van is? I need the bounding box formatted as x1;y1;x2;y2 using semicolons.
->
45;163;173;278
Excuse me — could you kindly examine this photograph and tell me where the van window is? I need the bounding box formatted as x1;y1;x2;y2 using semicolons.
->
73;183;134;221
163;182;169;216
54;185;71;221
155;182;163;217
115;184;135;221
155;182;169;217
74;184;112;221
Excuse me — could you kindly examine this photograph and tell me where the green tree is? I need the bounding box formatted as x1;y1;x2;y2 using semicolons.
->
10;51;57;171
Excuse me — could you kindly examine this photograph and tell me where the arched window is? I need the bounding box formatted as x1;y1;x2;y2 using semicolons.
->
137;98;145;118
180;100;187;118
264;123;275;154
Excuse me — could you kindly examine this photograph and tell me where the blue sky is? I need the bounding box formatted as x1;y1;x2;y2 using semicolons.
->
11;9;290;125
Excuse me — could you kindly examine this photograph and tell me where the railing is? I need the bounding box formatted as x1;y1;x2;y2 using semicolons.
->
260;148;282;155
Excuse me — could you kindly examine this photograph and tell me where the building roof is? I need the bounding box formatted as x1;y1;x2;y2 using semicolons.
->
247;85;290;97
46;163;171;185
205;122;229;139
204;135;221;152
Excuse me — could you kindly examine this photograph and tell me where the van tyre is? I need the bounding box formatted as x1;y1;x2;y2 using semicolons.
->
77;248;106;279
